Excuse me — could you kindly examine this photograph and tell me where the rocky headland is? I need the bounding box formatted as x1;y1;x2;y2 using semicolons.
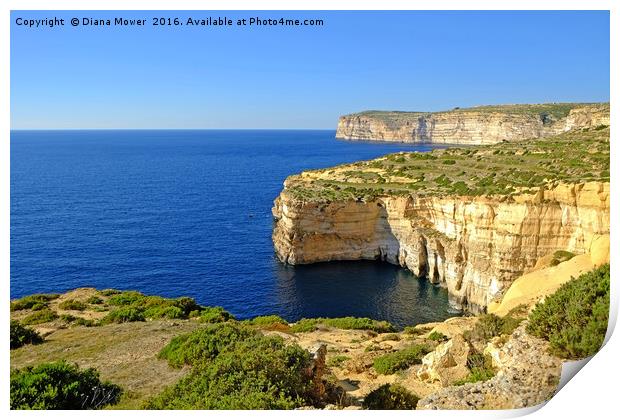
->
273;125;610;313
336;103;609;144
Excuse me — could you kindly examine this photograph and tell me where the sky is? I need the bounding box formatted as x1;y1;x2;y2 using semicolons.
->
10;10;610;129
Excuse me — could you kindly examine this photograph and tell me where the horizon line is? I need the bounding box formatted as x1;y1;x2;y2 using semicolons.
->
10;127;336;131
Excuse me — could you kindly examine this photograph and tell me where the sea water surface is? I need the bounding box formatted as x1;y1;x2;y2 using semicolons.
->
11;130;454;327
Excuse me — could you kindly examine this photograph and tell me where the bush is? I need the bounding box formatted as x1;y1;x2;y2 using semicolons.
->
21;309;58;325
10;321;43;349
147;324;313;409
428;331;448;342
86;296;103;304
144;305;184;320
101;307;145;324
58;299;87;311
373;344;430;374
10;294;59;311
463;313;523;343
10;361;122;409
550;250;576;266
159;323;258;368
107;291;144;306
527;264;609;359
362;384;419;409
290;317;394;333
243;315;288;328
453;353;495;385
199;307;235;323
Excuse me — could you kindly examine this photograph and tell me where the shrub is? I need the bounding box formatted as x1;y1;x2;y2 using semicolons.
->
380;333;401;342
463;313;523;343
373;344;430;374
10;321;43;349
10;294;59;311
199;307;235;323
147;325;313;409
107;291;144;306
58;299;87;311
144;305;184;320
21;309;58;325
428;331;448;342
290;317;394;333
100;307;145;324
362;384;419;409
243;315;288;328
10;361;121;409
527;264;609;359
74;317;96;327
86;296;103;304
549;250;576;266
159;323;258;368
454;353;495;385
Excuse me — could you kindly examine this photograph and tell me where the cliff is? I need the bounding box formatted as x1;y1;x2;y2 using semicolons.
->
273;127;610;312
336;103;609;144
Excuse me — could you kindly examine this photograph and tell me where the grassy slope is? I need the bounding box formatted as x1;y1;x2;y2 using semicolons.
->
287;126;610;202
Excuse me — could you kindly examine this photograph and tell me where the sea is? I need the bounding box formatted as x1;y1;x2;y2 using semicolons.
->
10;129;455;328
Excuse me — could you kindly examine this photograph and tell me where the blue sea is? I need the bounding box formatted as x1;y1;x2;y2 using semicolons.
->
10;130;454;328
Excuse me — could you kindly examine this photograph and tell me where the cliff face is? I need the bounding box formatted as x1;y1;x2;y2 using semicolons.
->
272;182;609;312
336;103;609;144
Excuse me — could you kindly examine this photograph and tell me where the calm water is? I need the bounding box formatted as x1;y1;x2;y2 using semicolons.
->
10;130;454;328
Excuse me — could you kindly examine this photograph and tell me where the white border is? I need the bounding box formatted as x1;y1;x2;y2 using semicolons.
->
2;2;616;420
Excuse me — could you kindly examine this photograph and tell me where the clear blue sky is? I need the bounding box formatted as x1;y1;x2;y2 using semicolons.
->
11;10;609;129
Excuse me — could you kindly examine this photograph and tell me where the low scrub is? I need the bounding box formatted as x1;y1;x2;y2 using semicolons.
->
362;384;419;409
453;353;495;385
148;323;314;409
10;294;59;311
10;321;43;349
373;344;431;375
21;309;58;325
58;299;87;311
104;291;203;321
527;264;609;359
10;361;122;409
100;307;145;324
291;316;394;333
197;306;235;323
463;313;523;343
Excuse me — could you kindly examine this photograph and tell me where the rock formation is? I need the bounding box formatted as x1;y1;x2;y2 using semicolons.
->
273;182;609;313
417;325;562;410
336;103;609;144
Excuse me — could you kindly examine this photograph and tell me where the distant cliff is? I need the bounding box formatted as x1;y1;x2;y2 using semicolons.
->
336;103;609;144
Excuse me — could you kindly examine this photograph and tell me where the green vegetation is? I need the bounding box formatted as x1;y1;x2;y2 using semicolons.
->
526;264;609;359
373;344;431;374
327;355;350;368
290;316;394;333
242;314;289;330
550;250;576;266
86;296;103;304
286;125;609;202
197;306;235;323
101;307;146;324
21;309;58;325
362;383;419;409
463;312;523;343
428;331;448;342
453;353;496;385
10;294;59;311
10;361;122;409
58;299;87;311
10;321;43;349
147;323;314;409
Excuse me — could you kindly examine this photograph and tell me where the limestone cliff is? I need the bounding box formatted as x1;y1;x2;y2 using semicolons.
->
272;182;609;313
336;103;609;144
